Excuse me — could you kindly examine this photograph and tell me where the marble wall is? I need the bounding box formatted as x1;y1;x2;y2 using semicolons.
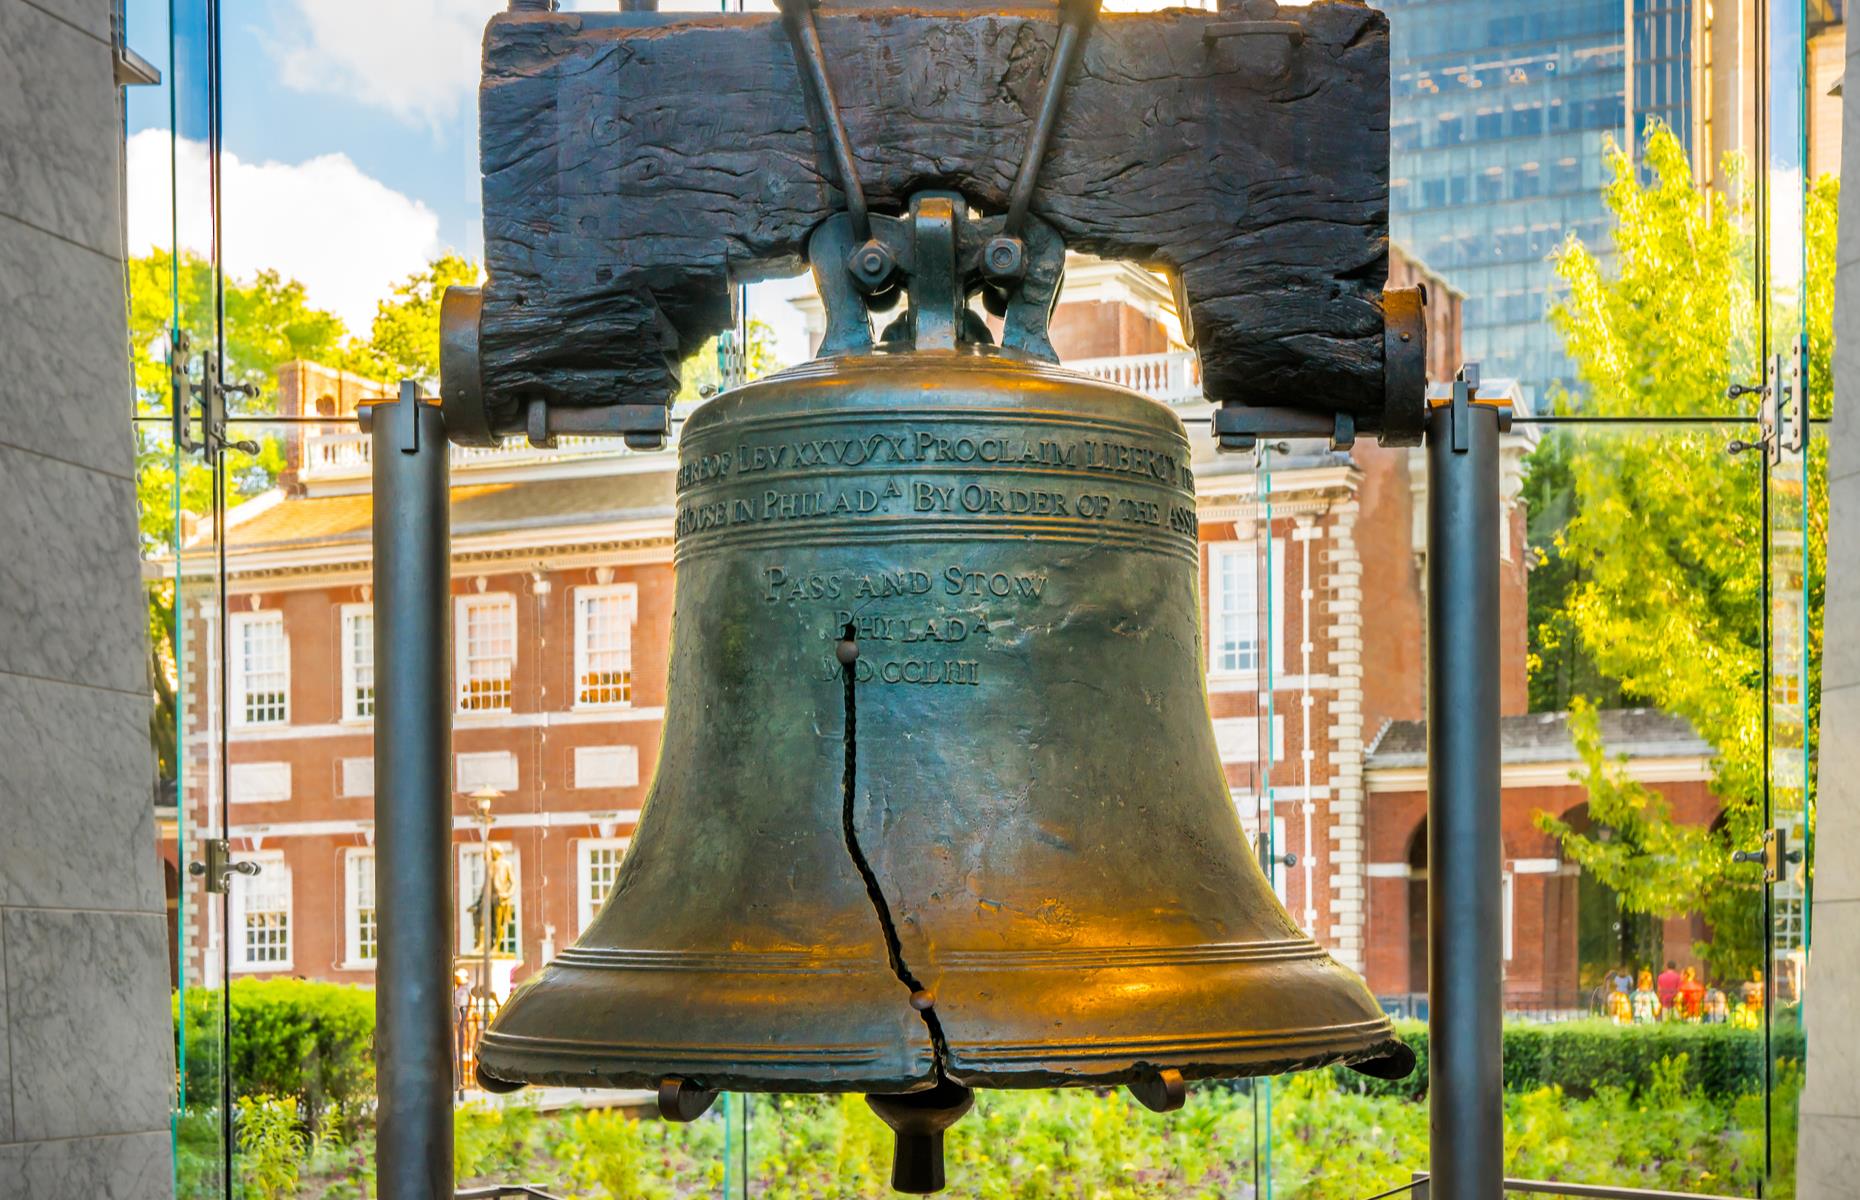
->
0;0;177;1195
1799;28;1860;1196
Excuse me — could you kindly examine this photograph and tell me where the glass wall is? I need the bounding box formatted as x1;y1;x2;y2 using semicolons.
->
125;0;1829;1196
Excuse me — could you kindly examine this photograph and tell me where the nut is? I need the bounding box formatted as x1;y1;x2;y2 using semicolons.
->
846;239;896;293
981;235;1026;284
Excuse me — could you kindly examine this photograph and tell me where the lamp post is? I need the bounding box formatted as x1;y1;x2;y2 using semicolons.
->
469;785;502;1035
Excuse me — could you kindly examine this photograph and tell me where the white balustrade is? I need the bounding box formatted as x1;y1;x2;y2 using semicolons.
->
1065;350;1203;406
300;430;638;478
298;354;1200;478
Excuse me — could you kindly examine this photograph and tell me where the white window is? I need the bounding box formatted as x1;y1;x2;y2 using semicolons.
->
340;757;374;798
459;844;521;957
574;745;640;789
455;595;517;713
456;751;519;794
340;605;374;721
1211;716;1286;765
231;611;289;726
574;585;638;708
343;850;377;966
1206;541;1282;678
229;761;291;804
577;839;631;932
230;851;291;971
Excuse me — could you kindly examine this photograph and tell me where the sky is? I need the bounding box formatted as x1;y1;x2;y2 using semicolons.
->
120;0;1237;362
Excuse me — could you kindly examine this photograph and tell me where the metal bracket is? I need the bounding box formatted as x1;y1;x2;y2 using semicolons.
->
1781;336;1809;456
187;838;260;895
1434;362;1512;454
1733;827;1803;885
170;334;260;457
1726;348;1806;461
524;399;669;451
1212;406;1355;454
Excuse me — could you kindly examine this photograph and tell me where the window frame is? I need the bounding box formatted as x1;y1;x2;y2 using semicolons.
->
572;583;639;710
229;849;292;973
1205;539;1282;683
457;841;522;958
339;603;375;723
453;593;518;714
576;837;631;934
229;610;290;728
342;848;377;968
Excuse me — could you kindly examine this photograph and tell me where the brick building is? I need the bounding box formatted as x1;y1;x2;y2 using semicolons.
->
158;249;1716;1012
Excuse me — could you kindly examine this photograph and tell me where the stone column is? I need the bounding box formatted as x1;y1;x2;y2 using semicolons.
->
1798;26;1860;1194
0;0;176;1193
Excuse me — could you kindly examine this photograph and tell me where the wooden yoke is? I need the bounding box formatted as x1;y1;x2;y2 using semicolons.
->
441;0;1424;448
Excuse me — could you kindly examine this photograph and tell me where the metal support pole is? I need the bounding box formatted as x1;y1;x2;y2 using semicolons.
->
371;382;454;1199
1425;366;1504;1200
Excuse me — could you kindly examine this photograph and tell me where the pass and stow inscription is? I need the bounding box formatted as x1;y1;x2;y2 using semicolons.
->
766;564;1049;689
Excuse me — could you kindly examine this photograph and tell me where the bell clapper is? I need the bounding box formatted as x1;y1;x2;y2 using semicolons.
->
866;1077;976;1195
1126;1067;1188;1114
657;1075;720;1122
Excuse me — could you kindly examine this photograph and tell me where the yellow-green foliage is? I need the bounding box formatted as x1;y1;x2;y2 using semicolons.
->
419;1066;1786;1200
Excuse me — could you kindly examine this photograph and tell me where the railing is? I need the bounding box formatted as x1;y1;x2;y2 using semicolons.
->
1067;349;1203;406
302;429;633;478
298;352;1202;478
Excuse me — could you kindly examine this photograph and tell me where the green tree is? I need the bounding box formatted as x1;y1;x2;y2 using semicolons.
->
343;252;479;385
676;319;780;400
131;250;352;777
1530;125;1832;977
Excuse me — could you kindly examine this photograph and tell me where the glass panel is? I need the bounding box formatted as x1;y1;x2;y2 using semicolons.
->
128;0;231;1191
1763;3;1818;1196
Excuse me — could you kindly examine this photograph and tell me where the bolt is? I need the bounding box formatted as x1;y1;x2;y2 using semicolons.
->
836;637;860;665
909;989;935;1012
981;235;1026;284
847;239;896;294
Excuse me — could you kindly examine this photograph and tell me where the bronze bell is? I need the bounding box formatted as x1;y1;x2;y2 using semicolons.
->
476;195;1410;1191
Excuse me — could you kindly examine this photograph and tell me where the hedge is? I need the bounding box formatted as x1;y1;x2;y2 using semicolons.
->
175;983;1802;1119
176;979;375;1124
1339;1017;1807;1101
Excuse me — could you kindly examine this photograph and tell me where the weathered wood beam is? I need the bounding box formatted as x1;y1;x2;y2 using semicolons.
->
471;0;1389;435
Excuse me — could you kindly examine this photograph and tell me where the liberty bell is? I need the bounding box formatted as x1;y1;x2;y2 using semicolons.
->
475;190;1412;1189
467;0;1414;1189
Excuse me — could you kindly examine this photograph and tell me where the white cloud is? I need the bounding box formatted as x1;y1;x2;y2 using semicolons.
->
127;130;443;333
272;0;495;129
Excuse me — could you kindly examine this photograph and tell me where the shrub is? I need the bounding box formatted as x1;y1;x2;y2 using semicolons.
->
236;1094;308;1200
1337;1017;1805;1102
176;979;376;1128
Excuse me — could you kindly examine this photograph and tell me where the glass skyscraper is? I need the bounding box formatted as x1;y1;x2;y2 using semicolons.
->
1375;1;1644;403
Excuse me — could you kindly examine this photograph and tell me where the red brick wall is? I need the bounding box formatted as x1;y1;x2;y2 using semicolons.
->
182;556;676;988
1364;778;1724;1003
1047;299;1169;361
1351;445;1425;735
